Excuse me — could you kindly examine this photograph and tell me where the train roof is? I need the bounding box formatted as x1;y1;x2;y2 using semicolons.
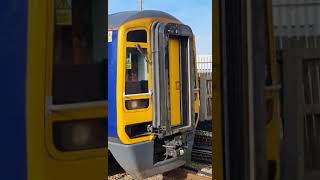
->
108;10;181;29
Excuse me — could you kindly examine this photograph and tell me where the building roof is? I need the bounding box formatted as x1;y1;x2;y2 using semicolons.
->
108;10;181;29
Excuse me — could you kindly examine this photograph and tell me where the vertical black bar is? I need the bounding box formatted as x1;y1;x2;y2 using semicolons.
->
180;37;189;127
282;49;320;180
221;0;268;179
220;0;249;179
282;50;305;180
219;0;230;178
251;0;267;179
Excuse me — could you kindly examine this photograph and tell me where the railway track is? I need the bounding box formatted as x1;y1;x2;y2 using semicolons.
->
192;130;212;164
108;154;126;177
192;149;212;164
164;167;212;180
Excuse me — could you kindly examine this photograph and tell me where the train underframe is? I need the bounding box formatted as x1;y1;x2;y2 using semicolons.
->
108;131;195;179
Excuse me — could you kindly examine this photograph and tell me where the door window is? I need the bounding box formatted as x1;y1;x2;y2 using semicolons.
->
125;47;148;94
53;0;107;104
124;29;150;110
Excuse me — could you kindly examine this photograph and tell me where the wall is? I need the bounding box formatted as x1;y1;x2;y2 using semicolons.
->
272;0;320;49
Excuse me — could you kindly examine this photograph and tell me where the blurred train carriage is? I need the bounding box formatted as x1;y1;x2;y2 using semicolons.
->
108;10;199;179
6;0;108;179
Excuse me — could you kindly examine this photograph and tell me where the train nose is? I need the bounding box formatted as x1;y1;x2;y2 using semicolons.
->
108;137;193;179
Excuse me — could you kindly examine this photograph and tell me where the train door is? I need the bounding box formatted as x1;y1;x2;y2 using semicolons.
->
28;0;107;179
168;38;182;127
151;22;195;137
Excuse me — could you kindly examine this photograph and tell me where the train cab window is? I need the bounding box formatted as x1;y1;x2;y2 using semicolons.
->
125;47;148;94
53;0;107;104
127;30;147;42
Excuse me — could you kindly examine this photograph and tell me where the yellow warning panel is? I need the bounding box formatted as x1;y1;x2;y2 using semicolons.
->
55;0;72;25
169;38;181;127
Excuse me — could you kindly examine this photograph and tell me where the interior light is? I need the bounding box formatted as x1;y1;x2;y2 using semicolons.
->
53;118;107;152
125;99;149;110
71;124;91;147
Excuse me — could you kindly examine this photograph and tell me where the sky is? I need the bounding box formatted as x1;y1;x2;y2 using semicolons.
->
108;0;212;55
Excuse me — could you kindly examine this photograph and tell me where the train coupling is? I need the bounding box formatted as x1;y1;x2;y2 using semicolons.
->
147;125;167;139
163;136;188;158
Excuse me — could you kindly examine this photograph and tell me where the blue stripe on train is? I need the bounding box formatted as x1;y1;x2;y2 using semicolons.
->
0;0;27;179
108;30;118;138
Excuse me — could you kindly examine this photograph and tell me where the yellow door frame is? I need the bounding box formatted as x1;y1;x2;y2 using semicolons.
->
265;0;281;179
117;21;154;144
27;0;107;179
212;0;224;179
45;0;106;161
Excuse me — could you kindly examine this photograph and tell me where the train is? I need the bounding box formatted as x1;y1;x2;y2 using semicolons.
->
108;10;199;179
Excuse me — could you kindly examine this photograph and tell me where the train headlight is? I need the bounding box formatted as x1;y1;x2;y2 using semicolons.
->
53;118;107;152
125;99;149;110
128;100;139;109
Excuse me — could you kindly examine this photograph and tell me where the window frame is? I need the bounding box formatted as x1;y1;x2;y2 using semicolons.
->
44;0;107;161
126;30;148;43
122;28;152;112
124;45;149;95
50;0;108;106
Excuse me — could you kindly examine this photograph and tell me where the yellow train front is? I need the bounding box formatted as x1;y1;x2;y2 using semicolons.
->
108;10;199;179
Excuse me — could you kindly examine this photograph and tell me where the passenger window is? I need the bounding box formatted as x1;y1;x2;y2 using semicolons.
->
53;0;107;104
127;30;147;42
125;47;148;94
